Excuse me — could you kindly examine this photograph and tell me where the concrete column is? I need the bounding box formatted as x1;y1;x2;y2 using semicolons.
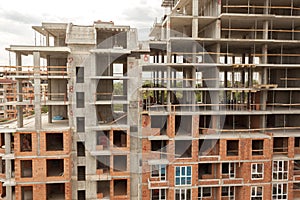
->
262;20;268;120
192;0;199;16
5;160;11;179
192;67;196;112
127;56;142;200
260;68;268;129
215;20;221;39
33;52;41;130
5;133;11;154
48;80;52;123
86;180;97;199
16;81;23;128
46;33;50;46
5;185;12;200
260;44;268;127
192;0;199;38
3;132;12;199
192;43;197;63
46;55;52;123
216;0;222;15
264;0;269;14
263;21;269;40
161;69;165;104
166;16;172;64
224;71;228;103
16;53;24;128
167;67;171;110
5;157;12;200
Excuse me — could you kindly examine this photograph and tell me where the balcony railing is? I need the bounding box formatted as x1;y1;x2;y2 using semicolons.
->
2;66;69;78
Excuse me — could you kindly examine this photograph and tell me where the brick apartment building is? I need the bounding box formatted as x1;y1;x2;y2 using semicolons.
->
0;79;33;120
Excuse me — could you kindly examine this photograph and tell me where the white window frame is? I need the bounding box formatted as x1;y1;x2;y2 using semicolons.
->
222;163;236;179
151;164;166;181
175;166;192;186
175;188;191;200
272;160;288;180
151;189;166;200
221;186;235;200
251;163;264;180
272;183;287;200
251;186;263;200
198;187;211;199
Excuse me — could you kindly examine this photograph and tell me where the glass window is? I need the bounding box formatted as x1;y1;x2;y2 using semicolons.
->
272;183;287;200
272;160;288;180
251;186;263;200
175;188;191;200
198;187;211;198
151;189;166;200
175;166;192;186
251;163;264;180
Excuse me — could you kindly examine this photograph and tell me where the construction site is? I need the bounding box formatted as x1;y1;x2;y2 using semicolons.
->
0;0;300;199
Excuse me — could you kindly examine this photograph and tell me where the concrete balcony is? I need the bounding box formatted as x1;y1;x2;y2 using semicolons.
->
148;178;169;189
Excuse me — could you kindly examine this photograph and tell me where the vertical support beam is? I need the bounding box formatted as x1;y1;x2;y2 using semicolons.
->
5;183;12;200
167;67;171;107
5;130;12;200
215;43;221;64
161;68;165;104
166;16;171;41
262;18;269;119
260;43;268;128
263;21;269;41
217;0;222;15
47;55;52;123
224;71;228;104
192;43;197;63
192;0;199;38
5;133;11;154
16;53;23;128
192;67;196;112
46;32;50;46
192;0;199;16
33;52;41;130
166;14;173;112
241;70;245;103
264;0;269;14
127;56;142;200
192;18;198;38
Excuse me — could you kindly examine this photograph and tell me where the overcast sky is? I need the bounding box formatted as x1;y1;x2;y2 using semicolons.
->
0;0;164;65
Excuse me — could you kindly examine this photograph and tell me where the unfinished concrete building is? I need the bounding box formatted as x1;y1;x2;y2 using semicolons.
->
142;0;300;199
0;21;143;200
1;0;300;199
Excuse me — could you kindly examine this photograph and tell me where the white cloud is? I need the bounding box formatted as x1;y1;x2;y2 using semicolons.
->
0;0;164;65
